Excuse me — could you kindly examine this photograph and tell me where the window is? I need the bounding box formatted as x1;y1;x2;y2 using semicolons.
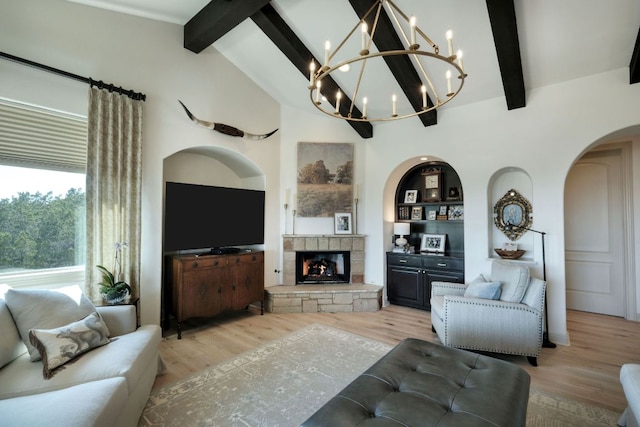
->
0;99;87;289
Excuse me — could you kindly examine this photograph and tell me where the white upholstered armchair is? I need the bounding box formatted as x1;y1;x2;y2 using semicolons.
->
430;260;546;366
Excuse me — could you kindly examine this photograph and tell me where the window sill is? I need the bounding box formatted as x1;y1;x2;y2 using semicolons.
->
0;266;85;289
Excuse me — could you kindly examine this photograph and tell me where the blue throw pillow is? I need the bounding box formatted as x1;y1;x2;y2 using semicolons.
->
464;281;502;300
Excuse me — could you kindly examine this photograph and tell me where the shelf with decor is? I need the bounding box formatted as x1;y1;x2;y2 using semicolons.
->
388;161;464;310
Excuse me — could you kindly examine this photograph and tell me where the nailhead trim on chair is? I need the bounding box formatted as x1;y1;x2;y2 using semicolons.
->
442;295;545;357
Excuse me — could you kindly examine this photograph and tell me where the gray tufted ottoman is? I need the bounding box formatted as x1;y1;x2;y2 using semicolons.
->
301;338;530;427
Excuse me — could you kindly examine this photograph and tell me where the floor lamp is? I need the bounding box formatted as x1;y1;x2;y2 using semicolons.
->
506;223;556;349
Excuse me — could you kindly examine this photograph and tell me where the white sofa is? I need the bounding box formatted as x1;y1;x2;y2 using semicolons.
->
620;364;640;427
0;286;162;427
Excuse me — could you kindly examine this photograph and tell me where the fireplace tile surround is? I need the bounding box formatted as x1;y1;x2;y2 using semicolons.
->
283;234;365;286
265;235;382;313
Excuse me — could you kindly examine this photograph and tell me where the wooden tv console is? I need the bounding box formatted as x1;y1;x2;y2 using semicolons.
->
168;251;264;339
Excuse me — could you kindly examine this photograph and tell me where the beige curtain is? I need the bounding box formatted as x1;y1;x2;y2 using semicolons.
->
85;87;143;301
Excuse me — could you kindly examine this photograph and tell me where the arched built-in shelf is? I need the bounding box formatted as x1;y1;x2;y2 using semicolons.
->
386;161;465;311
394;161;464;254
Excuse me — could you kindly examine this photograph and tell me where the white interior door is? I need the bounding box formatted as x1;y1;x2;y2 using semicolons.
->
564;148;625;317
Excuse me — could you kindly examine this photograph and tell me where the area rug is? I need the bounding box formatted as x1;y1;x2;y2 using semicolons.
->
140;324;621;426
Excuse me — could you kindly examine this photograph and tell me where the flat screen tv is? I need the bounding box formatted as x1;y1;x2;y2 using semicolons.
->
164;182;265;253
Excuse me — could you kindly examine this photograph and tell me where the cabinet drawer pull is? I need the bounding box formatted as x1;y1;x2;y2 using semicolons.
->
192;261;199;268
214;260;219;266
399;259;408;263
437;263;447;267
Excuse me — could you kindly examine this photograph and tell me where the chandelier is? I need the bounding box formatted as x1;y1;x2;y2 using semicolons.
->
308;0;467;122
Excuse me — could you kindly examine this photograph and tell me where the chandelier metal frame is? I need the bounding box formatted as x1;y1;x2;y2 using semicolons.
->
308;0;467;122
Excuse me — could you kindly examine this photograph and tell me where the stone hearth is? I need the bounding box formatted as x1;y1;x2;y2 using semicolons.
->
265;284;382;313
265;235;382;313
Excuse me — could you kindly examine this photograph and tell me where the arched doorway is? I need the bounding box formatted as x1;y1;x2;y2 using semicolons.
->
564;136;638;320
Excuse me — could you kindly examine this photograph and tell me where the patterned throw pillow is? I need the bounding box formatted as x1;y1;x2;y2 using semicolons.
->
28;312;111;379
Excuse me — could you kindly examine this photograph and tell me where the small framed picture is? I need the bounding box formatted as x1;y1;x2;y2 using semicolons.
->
420;233;446;253
334;212;352;234
404;190;418;203
428;210;436;220
447;187;461;201
439;205;448;216
448;205;464;220
411;206;423;220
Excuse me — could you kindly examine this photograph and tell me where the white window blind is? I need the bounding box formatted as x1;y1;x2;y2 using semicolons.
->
0;98;87;172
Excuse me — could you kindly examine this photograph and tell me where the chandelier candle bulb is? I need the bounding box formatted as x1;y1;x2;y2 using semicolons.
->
446;70;452;95
362;96;367;118
456;50;464;72
315;81;321;104
421;85;427;109
335;90;341;114
324;40;331;67
309;61;316;87
392;94;397;116
410;16;417;46
361;22;368;52
446;30;454;57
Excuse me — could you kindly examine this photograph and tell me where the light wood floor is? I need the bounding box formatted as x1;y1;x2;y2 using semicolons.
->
154;305;640;414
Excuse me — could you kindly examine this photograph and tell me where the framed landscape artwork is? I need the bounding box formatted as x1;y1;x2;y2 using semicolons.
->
297;142;353;217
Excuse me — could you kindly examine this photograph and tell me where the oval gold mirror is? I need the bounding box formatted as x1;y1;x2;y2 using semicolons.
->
493;189;533;241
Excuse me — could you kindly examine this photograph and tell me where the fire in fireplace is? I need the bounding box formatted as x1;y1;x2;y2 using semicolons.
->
296;251;351;284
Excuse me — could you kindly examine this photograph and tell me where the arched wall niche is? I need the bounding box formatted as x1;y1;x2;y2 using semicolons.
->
161;146;267;255
163;145;265;190
488;167;537;264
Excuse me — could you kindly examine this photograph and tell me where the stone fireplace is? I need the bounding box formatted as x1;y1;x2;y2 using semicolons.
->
264;234;381;313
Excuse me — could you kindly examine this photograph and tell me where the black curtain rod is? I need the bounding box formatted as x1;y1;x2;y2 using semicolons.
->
0;51;146;101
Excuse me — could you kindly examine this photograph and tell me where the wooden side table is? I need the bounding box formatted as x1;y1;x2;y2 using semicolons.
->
93;297;140;327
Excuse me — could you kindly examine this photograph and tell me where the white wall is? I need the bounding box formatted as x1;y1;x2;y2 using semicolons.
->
3;0;640;345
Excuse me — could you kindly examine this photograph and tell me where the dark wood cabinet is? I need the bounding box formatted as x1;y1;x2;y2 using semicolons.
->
387;252;464;311
169;251;264;338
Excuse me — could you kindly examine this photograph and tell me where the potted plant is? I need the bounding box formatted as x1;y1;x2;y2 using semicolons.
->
97;242;131;304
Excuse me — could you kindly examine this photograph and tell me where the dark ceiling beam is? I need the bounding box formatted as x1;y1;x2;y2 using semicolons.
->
184;0;271;53
251;4;373;138
485;0;526;110
630;27;640;84
349;0;437;127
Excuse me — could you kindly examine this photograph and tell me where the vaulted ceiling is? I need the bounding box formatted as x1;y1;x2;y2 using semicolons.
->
68;0;640;139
